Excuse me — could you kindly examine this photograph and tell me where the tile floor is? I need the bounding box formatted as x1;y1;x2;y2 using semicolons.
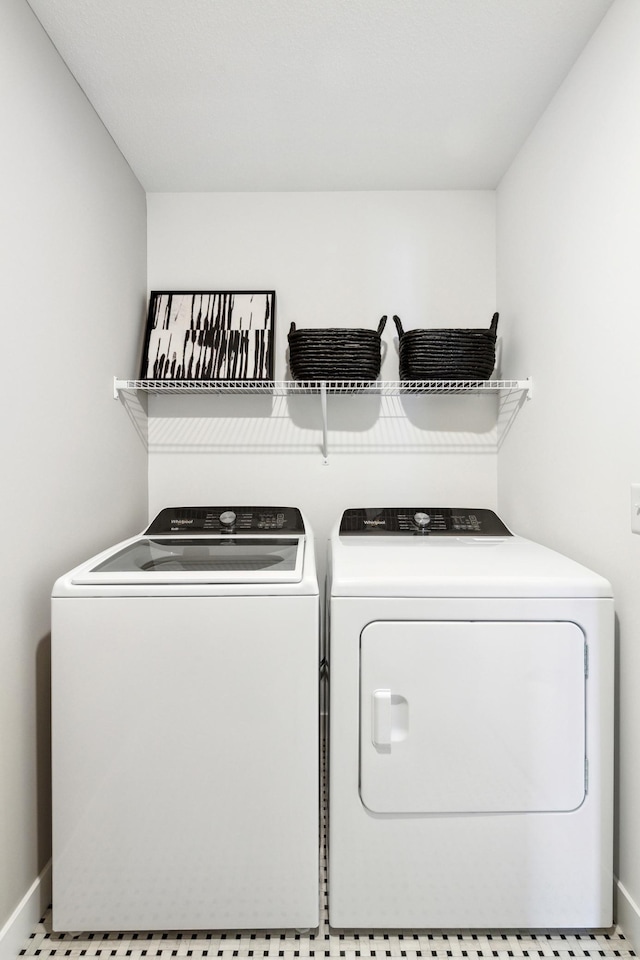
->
18;912;637;960
19;740;634;960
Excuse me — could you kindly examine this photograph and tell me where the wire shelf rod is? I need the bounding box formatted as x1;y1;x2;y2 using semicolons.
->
114;377;531;398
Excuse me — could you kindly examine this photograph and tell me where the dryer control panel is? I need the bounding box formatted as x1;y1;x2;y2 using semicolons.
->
339;507;512;536
146;506;305;535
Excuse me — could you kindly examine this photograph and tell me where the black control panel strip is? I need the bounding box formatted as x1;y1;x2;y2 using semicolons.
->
339;508;512;537
145;506;305;535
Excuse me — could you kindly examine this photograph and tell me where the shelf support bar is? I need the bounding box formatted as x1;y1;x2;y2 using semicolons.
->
320;382;329;464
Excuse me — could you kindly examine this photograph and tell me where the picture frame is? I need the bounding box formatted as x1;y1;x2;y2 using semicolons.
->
140;290;275;381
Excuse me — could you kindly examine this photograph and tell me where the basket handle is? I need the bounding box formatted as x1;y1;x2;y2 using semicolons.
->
392;315;404;337
377;315;387;336
289;322;296;335
489;312;499;335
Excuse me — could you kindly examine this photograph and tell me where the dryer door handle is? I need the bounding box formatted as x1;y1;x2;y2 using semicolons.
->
372;689;392;747
371;689;409;750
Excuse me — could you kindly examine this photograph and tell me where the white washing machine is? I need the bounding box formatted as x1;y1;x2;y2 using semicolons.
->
52;506;319;932
328;507;614;930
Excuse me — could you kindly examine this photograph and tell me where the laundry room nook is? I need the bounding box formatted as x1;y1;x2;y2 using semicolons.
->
3;1;640;959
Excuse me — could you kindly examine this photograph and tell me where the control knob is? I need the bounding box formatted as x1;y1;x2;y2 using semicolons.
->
414;512;431;527
219;510;237;526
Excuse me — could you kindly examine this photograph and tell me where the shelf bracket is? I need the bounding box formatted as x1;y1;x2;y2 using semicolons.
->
320;382;329;464
113;377;149;449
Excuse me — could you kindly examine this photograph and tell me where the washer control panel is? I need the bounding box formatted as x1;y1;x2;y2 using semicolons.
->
339;508;512;536
146;506;305;535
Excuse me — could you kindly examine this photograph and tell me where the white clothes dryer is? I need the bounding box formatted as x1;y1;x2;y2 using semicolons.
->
328;507;614;930
52;506;319;932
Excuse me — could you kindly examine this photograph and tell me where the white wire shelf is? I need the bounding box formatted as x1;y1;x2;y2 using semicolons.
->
114;377;531;398
114;377;532;462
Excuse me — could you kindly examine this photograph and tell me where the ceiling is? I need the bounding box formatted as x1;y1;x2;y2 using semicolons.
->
25;0;615;193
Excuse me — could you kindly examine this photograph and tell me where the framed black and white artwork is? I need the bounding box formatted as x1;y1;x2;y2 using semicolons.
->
141;290;275;381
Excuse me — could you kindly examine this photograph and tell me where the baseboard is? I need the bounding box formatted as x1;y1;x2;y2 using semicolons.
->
615;878;640;953
0;862;51;960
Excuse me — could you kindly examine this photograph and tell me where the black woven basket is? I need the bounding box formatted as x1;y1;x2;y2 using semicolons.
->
393;313;499;381
288;316;387;381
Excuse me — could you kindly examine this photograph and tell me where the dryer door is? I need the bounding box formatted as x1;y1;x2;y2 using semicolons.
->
360;620;586;814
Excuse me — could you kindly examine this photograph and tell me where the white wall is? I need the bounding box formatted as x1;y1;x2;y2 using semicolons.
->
147;191;499;569
0;0;148;940
497;0;640;941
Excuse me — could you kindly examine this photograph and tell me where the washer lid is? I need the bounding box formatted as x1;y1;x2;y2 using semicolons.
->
71;535;305;585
